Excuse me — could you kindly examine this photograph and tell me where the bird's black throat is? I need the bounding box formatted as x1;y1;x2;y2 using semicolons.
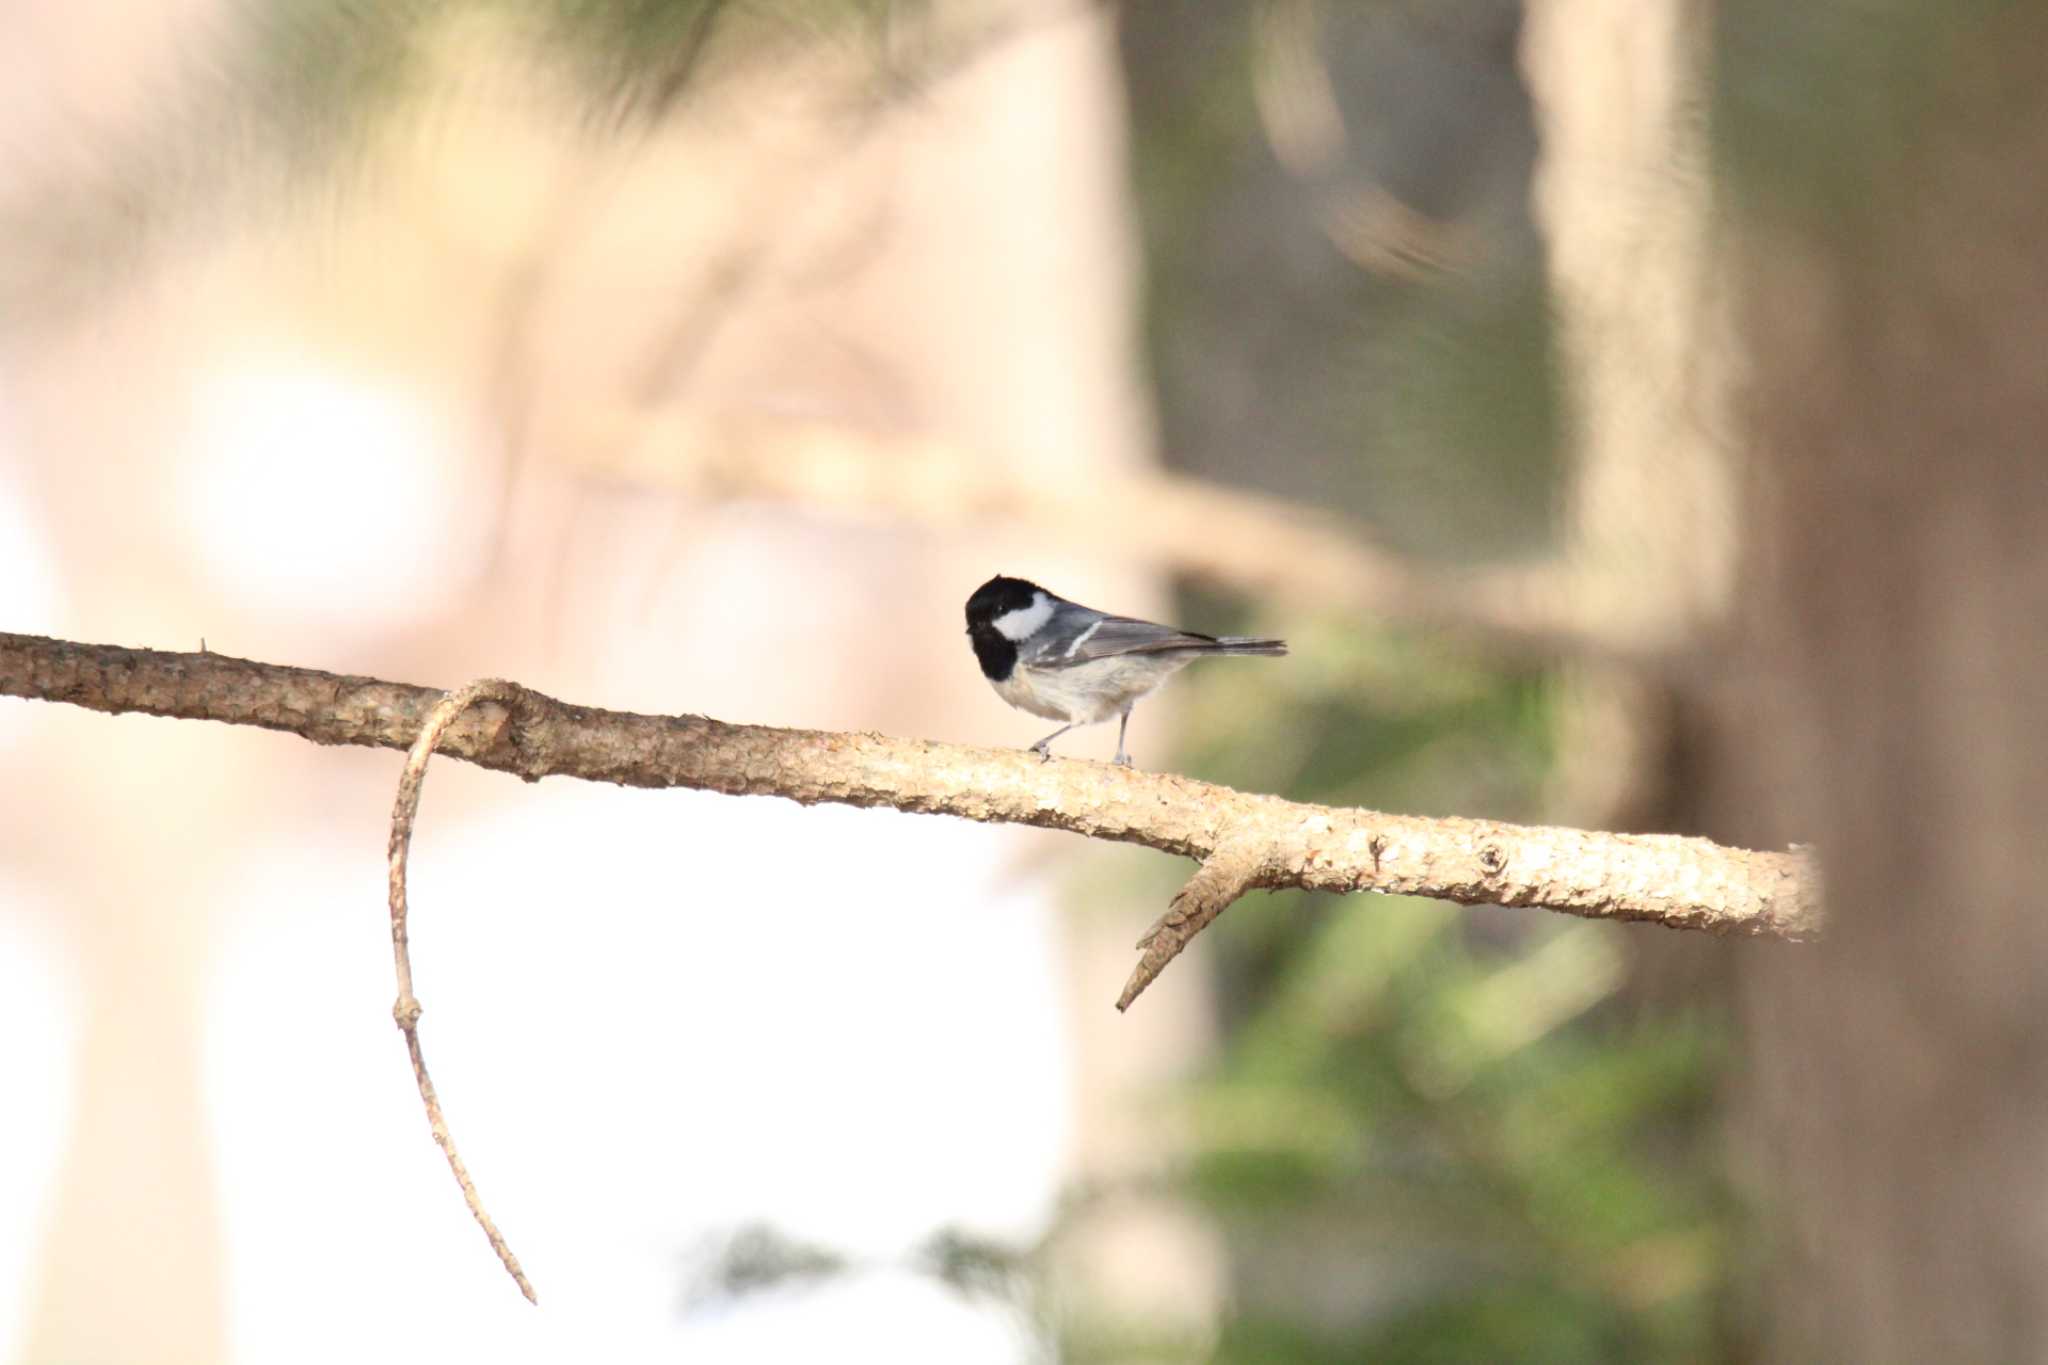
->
964;574;1040;681
968;625;1017;681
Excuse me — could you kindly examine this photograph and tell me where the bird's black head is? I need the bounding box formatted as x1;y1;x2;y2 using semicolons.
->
964;575;1044;680
965;575;1043;631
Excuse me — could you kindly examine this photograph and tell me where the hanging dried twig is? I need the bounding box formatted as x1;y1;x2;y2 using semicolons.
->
387;678;537;1304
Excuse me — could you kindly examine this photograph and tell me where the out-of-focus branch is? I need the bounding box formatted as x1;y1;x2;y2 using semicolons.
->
1252;0;1476;278
582;414;1645;658
2;633;1821;1004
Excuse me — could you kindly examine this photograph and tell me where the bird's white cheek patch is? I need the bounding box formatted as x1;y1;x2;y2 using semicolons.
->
993;592;1055;641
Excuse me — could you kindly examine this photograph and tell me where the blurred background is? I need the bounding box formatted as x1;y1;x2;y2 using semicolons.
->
3;1;2045;1361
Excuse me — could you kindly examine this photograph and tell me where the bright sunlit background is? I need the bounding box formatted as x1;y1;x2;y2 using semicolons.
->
1;5;1204;1360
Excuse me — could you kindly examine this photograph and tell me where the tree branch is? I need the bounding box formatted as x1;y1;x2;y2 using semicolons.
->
0;640;1817;1288
2;631;1822;973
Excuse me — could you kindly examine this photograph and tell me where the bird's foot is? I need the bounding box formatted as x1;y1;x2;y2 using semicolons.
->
1114;752;1134;769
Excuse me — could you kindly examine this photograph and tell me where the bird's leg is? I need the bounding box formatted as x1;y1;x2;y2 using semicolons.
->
1030;722;1077;761
1113;709;1134;768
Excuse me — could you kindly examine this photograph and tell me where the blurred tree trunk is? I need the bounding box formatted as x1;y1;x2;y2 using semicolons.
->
1532;4;2048;1359
1522;0;1732;654
1520;0;1734;842
1717;8;2048;1359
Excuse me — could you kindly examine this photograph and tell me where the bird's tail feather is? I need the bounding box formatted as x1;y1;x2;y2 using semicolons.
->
1206;637;1288;656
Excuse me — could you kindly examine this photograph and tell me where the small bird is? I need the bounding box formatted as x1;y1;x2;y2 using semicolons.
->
964;574;1287;768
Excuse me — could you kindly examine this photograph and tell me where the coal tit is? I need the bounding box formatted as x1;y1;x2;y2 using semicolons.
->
964;575;1287;768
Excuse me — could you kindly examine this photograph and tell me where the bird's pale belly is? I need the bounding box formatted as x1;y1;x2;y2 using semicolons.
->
994;656;1192;724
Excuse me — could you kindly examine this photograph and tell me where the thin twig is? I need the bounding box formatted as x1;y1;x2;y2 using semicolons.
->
4;634;1825;1010
388;678;538;1305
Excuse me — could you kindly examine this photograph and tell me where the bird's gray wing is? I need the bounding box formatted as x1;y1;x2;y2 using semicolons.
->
1027;614;1219;668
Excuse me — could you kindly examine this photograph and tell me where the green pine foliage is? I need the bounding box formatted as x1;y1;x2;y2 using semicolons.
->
1155;648;1731;1364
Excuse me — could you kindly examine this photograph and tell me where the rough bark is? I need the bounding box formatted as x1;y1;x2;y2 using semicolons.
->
0;631;1820;964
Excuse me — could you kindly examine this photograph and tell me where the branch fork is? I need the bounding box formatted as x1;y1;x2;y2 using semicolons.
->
1119;834;1273;1011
